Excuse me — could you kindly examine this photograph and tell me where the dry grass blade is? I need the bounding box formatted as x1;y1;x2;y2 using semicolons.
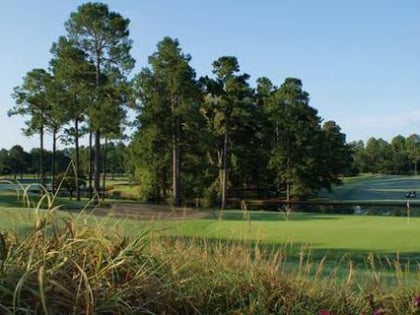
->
38;266;48;315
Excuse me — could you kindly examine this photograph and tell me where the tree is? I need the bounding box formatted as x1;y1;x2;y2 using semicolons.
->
406;134;420;175
266;78;325;200
0;149;11;175
254;77;278;195
50;36;95;200
8;145;30;179
131;37;200;205
348;140;365;174
9;69;51;186
320;120;353;187
128;126;170;200
390;135;410;174
201;56;252;210
43;75;70;193
105;141;126;177
30;148;52;178
363;137;392;174
64;2;135;200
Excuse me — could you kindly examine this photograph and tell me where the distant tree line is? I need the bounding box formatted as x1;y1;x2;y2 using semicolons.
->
0;142;126;182
350;134;420;175
8;2;352;207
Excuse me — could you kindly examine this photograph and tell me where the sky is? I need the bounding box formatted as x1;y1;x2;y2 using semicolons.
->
1;0;420;151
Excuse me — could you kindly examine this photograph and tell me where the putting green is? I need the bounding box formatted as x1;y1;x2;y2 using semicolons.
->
156;211;420;254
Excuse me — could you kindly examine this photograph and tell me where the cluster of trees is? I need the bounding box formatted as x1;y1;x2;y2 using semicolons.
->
0;143;126;182
350;134;420;175
9;3;134;200
126;38;352;207
0;145;70;179
10;2;351;207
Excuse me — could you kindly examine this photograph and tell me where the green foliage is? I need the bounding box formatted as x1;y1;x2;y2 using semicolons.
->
11;3;360;206
350;134;420;175
128;126;170;201
200;56;253;208
63;2;135;198
129;37;201;204
8;145;31;179
9;68;53;186
264;78;351;199
9;68;51;130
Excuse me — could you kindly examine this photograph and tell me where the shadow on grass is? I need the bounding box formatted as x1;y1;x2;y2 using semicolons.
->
207;211;340;222
0;190;31;207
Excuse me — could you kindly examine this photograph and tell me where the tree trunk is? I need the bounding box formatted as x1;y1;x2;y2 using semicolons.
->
94;51;102;203
88;130;93;199
172;98;181;207
51;128;57;194
94;130;101;201
40;124;45;187
75;119;81;201
286;137;291;202
221;117;229;210
102;137;108;201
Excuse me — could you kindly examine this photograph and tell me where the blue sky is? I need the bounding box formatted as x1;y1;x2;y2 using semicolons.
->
1;0;420;150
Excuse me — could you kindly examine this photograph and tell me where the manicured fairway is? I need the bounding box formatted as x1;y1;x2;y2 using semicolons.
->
2;207;419;255
318;174;420;204
2;174;420;260
152;211;420;255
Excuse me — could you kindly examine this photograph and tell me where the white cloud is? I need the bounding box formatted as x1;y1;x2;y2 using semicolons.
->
340;110;420;142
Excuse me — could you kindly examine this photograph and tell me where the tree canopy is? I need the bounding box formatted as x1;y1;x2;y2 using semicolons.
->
8;3;358;207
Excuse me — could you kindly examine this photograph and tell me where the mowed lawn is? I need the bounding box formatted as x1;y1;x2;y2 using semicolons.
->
2;207;419;255
318;174;420;204
1;174;420;258
155;211;420;254
152;174;420;255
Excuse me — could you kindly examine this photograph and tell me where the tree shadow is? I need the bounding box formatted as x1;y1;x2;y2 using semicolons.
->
206;211;341;222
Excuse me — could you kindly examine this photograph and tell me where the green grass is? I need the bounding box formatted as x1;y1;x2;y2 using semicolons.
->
319;174;420;204
137;211;420;274
156;211;420;252
2;207;419;254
